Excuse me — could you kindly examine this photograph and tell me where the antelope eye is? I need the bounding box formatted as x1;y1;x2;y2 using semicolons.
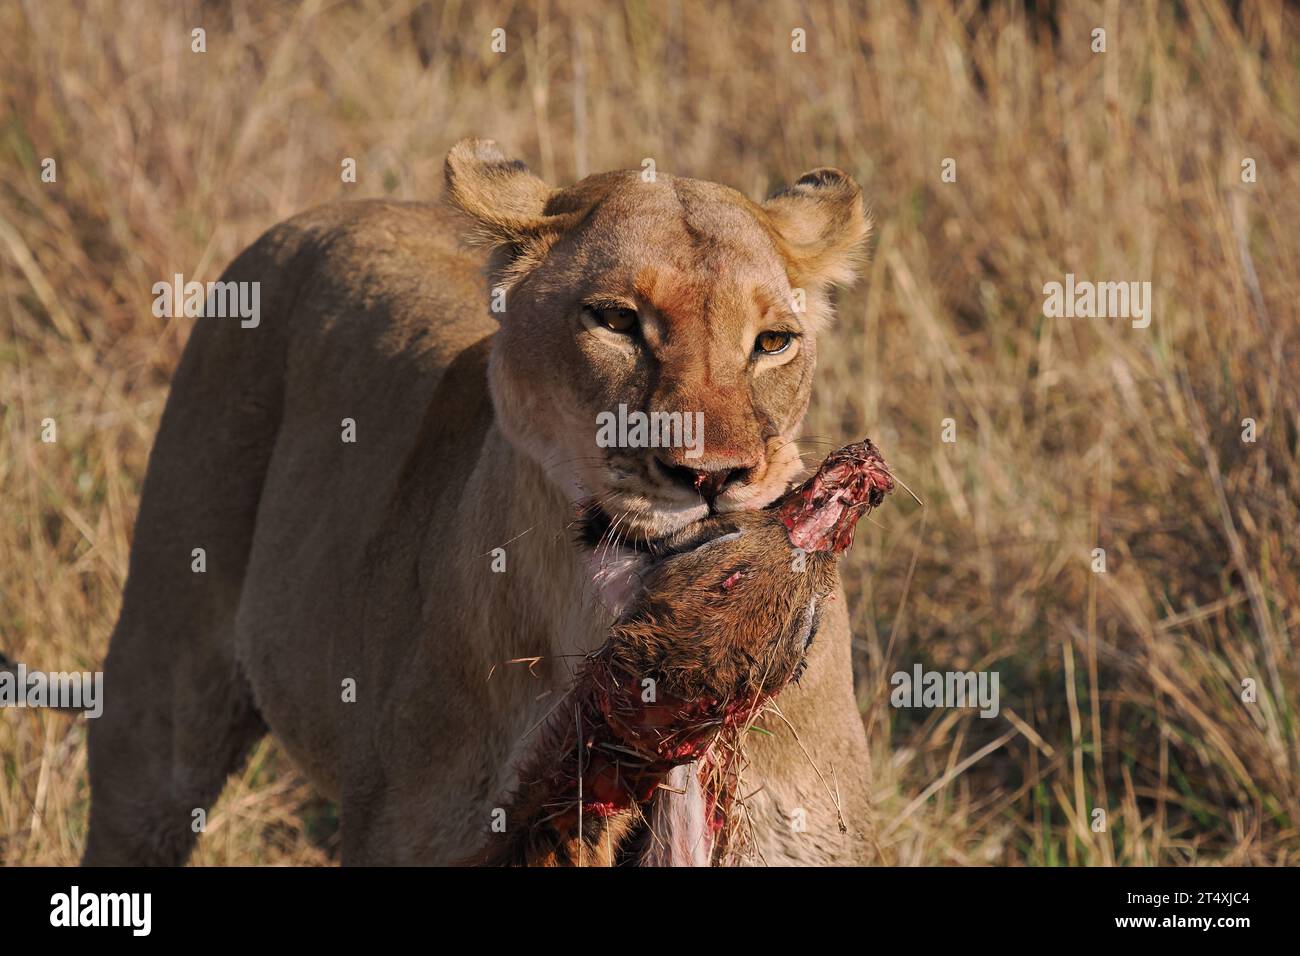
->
755;330;794;355
587;306;639;334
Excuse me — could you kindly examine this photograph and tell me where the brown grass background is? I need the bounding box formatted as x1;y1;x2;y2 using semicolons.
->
1;0;1297;865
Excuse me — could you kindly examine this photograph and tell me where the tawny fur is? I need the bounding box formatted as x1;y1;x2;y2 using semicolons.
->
84;140;877;866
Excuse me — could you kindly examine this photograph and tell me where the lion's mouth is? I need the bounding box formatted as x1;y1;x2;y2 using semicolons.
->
573;497;751;559
573;500;656;554
574;498;745;618
578;490;711;545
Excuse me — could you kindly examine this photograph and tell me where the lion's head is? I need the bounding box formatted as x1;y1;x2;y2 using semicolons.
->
446;139;870;542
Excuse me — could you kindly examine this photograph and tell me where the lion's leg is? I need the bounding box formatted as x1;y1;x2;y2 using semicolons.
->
84;250;293;864
83;430;272;867
83;632;266;865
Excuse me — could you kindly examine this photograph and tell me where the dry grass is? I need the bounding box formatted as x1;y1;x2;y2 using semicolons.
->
2;0;1297;866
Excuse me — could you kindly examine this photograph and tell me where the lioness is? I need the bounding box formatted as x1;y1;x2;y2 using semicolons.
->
84;140;875;866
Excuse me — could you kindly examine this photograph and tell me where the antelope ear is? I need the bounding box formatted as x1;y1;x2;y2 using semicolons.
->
445;138;575;285
763;167;871;290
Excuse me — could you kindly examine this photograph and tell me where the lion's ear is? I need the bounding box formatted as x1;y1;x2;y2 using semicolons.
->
445;139;551;237
445;139;578;286
763;168;871;290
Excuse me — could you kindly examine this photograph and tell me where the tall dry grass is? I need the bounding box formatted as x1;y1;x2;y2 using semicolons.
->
1;0;1296;865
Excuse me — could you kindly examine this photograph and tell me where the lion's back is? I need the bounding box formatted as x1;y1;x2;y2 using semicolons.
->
132;199;497;795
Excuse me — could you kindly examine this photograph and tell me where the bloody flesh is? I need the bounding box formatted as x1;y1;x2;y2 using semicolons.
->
476;437;895;863
776;438;894;554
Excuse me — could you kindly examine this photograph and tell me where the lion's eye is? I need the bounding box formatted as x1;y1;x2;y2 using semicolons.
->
754;331;794;355
588;306;639;334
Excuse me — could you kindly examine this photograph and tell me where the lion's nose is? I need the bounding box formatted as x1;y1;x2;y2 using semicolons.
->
654;457;750;503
